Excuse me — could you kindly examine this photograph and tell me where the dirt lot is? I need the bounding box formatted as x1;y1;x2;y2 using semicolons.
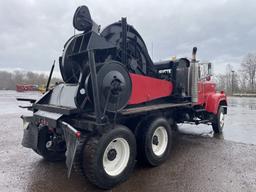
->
0;91;256;192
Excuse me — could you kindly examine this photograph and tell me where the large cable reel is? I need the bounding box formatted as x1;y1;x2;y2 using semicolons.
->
85;61;132;112
58;7;154;112
60;35;82;84
101;21;156;77
60;20;156;84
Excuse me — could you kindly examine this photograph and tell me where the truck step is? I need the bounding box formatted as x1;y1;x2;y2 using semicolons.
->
195;119;211;125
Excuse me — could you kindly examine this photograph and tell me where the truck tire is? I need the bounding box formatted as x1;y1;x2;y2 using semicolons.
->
212;106;225;134
37;127;66;162
137;117;172;166
82;125;136;189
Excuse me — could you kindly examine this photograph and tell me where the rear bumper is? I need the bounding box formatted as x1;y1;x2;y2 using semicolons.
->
21;115;81;177
21;110;63;150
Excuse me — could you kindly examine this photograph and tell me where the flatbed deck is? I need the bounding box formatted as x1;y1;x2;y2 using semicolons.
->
32;102;191;118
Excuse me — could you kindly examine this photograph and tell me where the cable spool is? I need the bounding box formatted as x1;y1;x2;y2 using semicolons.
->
85;61;132;112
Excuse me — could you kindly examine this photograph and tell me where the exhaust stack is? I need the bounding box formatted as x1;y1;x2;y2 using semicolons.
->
191;47;198;103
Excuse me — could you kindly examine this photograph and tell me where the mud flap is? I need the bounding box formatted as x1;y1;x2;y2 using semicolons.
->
61;121;80;178
21;116;38;150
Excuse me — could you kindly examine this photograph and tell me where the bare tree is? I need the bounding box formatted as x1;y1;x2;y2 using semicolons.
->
241;53;256;92
13;70;25;84
0;70;62;90
225;64;233;94
215;74;226;92
215;64;240;95
0;71;15;90
237;69;248;93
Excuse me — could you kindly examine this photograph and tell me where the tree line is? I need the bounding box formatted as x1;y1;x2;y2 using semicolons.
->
0;53;255;94
0;70;61;90
215;53;256;95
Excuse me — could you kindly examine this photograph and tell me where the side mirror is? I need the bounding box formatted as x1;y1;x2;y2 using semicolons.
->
205;63;212;81
206;76;211;81
73;6;93;32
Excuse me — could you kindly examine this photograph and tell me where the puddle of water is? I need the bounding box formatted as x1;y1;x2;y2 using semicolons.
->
1;91;255;145
228;96;256;110
0;90;40;115
178;96;256;145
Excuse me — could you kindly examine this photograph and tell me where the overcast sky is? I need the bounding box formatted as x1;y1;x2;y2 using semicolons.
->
0;0;255;75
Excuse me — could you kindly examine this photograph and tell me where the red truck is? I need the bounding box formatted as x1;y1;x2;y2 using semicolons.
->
19;5;227;189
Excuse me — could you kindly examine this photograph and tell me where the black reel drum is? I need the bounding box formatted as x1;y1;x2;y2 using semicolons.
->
86;61;132;112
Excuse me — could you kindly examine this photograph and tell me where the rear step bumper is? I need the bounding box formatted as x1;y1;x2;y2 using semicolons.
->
21;115;81;178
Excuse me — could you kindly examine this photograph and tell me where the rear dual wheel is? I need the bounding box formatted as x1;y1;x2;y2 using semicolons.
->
81;119;171;189
83;125;136;189
137;117;172;166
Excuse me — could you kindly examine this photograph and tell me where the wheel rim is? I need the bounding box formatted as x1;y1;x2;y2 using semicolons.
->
151;126;168;157
103;138;130;176
219;112;225;128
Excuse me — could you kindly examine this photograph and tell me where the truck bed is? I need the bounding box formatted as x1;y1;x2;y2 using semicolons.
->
33;101;191;117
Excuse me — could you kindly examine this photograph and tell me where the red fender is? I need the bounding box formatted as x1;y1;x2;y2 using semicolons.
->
205;93;227;114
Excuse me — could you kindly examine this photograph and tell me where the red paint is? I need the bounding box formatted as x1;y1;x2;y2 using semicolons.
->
128;73;173;105
205;93;227;114
16;84;38;92
127;74;226;113
197;81;227;114
75;131;81;138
